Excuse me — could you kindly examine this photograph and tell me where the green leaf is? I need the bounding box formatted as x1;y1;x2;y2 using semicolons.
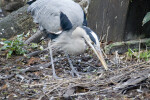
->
32;28;37;33
39;46;44;50
30;43;38;48
7;50;13;59
127;48;134;56
0;38;6;41
4;41;11;44
25;31;30;37
1;45;8;50
143;12;150;25
0;33;27;58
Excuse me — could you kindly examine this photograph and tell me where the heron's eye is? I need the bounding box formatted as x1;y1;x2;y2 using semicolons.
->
81;26;99;44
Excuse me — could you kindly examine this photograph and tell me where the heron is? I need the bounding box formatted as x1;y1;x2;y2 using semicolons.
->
27;0;108;79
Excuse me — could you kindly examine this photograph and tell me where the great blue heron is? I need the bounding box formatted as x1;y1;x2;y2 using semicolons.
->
27;0;108;79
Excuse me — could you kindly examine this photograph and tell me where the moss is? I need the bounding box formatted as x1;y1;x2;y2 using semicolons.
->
145;39;150;46
104;41;125;54
104;38;150;54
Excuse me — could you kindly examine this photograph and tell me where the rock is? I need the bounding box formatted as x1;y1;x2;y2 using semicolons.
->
0;0;26;16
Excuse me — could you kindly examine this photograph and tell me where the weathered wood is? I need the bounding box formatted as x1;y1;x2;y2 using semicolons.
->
113;68;150;91
24;29;44;44
88;0;129;42
104;38;150;54
0;5;36;39
88;0;150;42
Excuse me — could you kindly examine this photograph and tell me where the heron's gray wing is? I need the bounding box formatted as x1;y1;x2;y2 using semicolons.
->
28;0;84;33
28;0;61;32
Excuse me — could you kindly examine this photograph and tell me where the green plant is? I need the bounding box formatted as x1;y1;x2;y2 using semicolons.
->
127;48;150;60
29;43;44;51
0;34;27;58
139;50;150;60
143;12;150;25
30;43;38;49
127;48;134;57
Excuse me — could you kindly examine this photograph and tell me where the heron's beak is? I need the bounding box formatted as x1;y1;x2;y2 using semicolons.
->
86;40;108;70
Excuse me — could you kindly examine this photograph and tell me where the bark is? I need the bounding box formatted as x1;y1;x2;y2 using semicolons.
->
24;29;44;44
104;38;150;54
0;5;36;39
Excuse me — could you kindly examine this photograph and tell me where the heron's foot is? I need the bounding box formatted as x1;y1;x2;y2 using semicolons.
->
70;69;81;78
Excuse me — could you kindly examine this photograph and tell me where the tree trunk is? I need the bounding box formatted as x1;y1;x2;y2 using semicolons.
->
0;5;36;39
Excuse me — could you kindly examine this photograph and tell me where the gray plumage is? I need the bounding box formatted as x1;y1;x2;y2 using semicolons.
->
28;0;84;32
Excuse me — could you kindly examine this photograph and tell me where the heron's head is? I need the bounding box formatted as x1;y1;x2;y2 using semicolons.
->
72;26;108;70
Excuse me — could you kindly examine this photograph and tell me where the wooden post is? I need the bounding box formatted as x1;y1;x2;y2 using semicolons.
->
88;0;129;42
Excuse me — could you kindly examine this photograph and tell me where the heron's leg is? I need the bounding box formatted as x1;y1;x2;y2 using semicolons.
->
66;54;80;77
48;41;61;79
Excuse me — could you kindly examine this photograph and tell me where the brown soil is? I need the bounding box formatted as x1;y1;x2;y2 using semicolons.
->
0;43;150;100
